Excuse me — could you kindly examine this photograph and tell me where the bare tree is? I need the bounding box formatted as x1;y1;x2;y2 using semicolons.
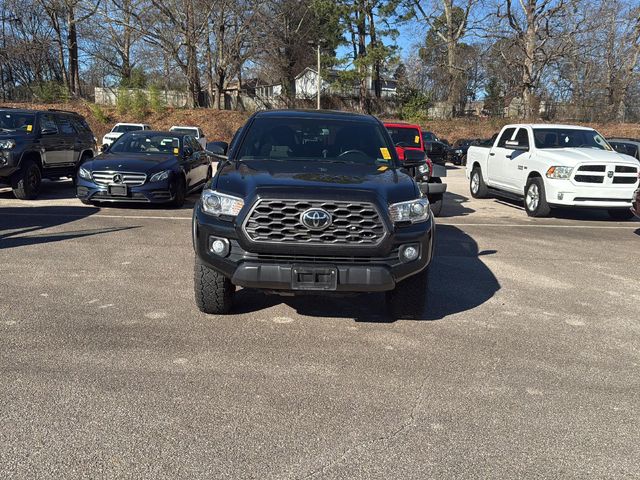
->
491;0;580;118
408;0;478;117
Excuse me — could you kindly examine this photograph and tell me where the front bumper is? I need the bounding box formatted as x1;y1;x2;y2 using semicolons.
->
76;176;178;203
193;204;435;293
544;179;638;208
0;151;18;179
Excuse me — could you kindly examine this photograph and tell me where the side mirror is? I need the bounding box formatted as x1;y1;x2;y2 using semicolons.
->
41;127;57;135
206;141;229;156
402;149;427;167
183;146;194;157
505;140;529;152
101;143;110;152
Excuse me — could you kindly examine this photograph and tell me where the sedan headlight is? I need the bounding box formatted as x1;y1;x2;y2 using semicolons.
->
201;189;244;217
389;198;430;224
0;139;16;149
149;170;171;182
78;166;91;180
546;166;573;179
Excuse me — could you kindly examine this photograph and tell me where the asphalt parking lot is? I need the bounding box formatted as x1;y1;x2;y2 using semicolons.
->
1;167;639;479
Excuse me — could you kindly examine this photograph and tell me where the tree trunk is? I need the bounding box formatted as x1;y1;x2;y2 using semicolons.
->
367;5;381;99
521;1;537;119
356;1;368;112
67;7;80;97
185;0;201;107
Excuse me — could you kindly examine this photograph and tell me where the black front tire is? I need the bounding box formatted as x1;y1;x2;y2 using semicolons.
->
386;266;429;319
608;209;634;220
194;257;235;314
12;159;42;200
171;176;186;208
524;177;551;217
470;166;488;198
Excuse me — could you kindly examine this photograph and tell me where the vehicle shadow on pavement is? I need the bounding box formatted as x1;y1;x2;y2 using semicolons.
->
0;206;139;250
423;225;500;321
437;191;476;218
0;179;75;201
231;226;500;323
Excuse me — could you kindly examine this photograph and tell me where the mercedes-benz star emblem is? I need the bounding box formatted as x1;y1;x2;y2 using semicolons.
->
300;208;332;230
112;173;123;184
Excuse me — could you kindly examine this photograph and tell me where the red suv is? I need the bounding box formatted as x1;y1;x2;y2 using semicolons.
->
384;122;447;216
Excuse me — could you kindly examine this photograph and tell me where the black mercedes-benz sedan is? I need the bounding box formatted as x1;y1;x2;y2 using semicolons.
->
76;131;213;207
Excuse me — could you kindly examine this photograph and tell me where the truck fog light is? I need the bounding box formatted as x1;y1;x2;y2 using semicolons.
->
557;193;564;200
400;244;420;262
209;237;230;257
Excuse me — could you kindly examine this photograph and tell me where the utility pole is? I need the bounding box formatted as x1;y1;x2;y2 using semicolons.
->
308;38;326;110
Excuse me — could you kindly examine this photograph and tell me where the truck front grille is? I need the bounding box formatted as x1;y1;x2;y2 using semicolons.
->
243;199;387;246
573;164;638;185
92;171;147;186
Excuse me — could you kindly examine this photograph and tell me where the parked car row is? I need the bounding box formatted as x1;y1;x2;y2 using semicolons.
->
0;107;214;204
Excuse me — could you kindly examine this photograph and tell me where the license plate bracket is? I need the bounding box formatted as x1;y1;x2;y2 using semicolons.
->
108;185;128;197
291;265;338;291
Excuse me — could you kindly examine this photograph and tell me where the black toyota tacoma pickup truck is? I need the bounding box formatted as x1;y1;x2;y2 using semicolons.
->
192;110;435;318
0;107;96;199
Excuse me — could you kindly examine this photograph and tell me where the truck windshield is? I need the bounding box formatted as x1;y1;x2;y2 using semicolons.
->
533;128;612;151
387;127;421;148
236;117;395;165
0;111;35;133
113;124;144;133
110;133;180;154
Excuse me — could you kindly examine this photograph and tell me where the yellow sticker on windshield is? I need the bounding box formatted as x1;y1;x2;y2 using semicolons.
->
377;165;388;172
380;148;391;160
26;125;32;132
414;135;420;144
173;147;179;155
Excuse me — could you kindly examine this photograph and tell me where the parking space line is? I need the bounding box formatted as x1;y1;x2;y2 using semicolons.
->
438;222;637;229
0;212;192;221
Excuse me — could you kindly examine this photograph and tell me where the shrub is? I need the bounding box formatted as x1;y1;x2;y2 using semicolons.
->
148;85;166;114
397;87;431;123
35;81;69;103
88;103;109;124
116;87;132;115
131;89;149;120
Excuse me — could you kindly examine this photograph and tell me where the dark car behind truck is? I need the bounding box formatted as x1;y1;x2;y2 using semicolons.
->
0;108;95;199
192;110;435;319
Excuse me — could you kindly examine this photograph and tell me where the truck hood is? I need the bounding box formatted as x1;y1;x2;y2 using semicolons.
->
540;148;637;166
83;152;177;173
214;159;419;204
103;132;124;139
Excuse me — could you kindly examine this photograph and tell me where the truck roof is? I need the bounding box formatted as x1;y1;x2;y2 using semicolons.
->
253;109;379;124
503;124;595;131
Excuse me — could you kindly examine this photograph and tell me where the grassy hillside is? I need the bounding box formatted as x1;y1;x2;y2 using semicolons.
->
2;101;639;144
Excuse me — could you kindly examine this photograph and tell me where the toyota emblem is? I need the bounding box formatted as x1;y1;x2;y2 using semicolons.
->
112;173;123;184
300;208;332;230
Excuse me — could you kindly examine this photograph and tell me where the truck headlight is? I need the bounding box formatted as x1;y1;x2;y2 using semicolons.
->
546;166;573;179
150;170;170;182
0;139;16;149
389;198;430;224
201;189;244;217
78;166;91;179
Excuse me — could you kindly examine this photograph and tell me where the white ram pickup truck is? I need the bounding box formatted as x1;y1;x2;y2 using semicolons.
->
466;124;639;219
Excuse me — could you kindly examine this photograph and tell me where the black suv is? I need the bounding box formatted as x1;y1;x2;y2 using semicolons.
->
192;110;435;319
0;108;96;199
